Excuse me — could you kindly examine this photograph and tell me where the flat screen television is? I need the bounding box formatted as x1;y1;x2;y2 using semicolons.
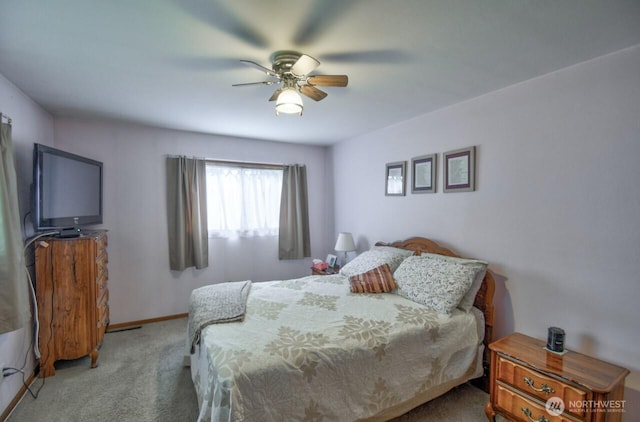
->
32;143;103;235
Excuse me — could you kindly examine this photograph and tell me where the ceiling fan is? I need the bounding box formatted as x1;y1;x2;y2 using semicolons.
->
232;50;349;115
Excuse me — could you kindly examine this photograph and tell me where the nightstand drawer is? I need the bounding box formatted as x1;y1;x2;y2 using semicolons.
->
495;384;577;422
497;356;588;417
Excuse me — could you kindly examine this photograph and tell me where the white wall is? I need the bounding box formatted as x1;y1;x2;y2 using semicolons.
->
0;74;54;416
52;118;334;324
332;45;640;419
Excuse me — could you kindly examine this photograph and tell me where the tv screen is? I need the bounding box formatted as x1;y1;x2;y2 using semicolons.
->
33;143;103;233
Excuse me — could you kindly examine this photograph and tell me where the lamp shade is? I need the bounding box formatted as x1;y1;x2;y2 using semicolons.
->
275;88;303;115
334;232;356;252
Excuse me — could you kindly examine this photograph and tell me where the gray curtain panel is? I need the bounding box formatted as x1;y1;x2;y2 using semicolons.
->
0;120;31;333
279;164;311;259
166;157;209;270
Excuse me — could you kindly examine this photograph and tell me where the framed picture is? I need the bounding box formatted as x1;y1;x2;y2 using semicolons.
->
411;154;436;193
326;254;337;268
443;146;476;192
385;161;406;196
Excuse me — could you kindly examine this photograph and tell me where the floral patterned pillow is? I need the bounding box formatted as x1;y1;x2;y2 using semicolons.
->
339;246;413;277
394;255;486;315
418;253;488;312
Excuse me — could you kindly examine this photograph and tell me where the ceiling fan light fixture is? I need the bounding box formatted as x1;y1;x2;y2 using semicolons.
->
275;88;303;116
234;50;348;115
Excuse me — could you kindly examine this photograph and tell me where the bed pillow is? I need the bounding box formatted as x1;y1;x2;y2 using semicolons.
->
339;246;413;277
419;253;488;312
394;255;487;315
369;245;414;255
349;264;397;293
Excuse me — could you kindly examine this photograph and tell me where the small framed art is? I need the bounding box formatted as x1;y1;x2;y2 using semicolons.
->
411;154;436;193
443;146;476;192
385;161;406;196
326;254;337;268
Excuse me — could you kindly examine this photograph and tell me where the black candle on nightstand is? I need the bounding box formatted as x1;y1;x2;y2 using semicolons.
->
547;326;565;353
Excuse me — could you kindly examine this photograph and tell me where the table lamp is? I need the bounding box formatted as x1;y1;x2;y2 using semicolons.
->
334;232;356;267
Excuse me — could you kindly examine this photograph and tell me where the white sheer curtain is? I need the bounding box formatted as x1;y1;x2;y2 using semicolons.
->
206;165;283;238
0;118;31;333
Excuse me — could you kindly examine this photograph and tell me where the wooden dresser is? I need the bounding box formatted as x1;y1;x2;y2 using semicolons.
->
485;333;628;422
35;231;109;377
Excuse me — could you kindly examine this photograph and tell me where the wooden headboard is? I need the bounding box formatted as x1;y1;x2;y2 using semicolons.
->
376;236;495;390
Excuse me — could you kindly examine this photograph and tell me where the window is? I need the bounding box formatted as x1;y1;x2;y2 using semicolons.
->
206;164;283;238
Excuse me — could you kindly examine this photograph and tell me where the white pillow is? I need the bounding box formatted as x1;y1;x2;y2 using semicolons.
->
394;255;487;315
340;246;413;277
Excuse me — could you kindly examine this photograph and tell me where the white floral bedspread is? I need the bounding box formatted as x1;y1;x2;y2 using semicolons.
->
189;274;482;422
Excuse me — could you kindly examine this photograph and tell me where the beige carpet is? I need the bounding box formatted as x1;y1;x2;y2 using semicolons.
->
8;318;489;421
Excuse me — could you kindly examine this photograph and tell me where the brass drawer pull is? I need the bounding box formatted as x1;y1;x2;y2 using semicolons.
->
523;376;555;394
521;407;549;422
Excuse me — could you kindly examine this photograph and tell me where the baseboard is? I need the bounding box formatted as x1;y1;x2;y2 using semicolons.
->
1;371;36;422
106;313;188;332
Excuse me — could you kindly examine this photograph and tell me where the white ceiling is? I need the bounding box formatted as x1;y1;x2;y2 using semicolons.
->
1;0;640;146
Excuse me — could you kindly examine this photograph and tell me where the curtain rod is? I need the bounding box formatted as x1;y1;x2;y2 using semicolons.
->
0;113;12;124
207;159;286;170
165;155;287;170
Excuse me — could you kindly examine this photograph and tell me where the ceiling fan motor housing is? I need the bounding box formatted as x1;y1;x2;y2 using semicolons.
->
271;50;303;75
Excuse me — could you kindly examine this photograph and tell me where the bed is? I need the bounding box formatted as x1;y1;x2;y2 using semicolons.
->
188;237;495;421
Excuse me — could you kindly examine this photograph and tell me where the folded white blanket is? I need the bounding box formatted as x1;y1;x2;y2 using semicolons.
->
188;280;251;353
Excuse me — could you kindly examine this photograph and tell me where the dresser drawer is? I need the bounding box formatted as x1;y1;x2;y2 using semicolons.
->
497;355;588;418
495;384;578;422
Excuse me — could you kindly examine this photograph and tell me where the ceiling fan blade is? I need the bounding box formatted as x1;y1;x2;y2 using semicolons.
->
319;49;409;63
290;54;320;77
171;56;240;71
307;75;348;87
269;88;283;102
240;60;278;77
300;85;327;101
176;3;267;48
232;81;277;87
293;2;356;45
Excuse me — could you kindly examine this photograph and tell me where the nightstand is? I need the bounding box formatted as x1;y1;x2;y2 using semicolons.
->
311;266;339;276
485;333;629;422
